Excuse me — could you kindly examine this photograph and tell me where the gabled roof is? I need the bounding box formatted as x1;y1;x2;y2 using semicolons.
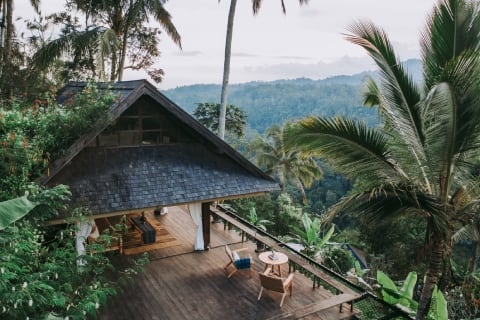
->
43;80;279;216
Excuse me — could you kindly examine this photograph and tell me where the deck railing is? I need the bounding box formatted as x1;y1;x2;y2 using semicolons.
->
212;204;415;320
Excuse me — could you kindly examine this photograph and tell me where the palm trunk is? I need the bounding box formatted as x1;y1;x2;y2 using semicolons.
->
117;0;132;82
218;0;237;140
416;238;444;320
1;0;13;98
117;30;128;81
110;52;117;81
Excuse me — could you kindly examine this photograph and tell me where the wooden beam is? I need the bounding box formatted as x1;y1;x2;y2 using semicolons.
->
202;202;211;250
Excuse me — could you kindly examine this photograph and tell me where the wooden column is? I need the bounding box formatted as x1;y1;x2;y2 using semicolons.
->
202;202;211;250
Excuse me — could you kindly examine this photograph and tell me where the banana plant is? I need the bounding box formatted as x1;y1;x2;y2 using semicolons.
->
377;270;418;311
290;212;335;258
247;207;272;232
377;271;448;320
347;260;372;289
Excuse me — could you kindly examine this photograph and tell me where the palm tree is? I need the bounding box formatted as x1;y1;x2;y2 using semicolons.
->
285;0;480;319
32;0;181;82
251;123;322;204
218;0;309;140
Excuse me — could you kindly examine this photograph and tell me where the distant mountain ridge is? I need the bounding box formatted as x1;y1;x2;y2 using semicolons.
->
162;59;422;135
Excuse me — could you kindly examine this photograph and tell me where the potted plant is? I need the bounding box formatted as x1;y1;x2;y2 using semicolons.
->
247;207;272;252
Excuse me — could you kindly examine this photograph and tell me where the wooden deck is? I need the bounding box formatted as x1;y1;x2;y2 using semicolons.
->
98;206;358;320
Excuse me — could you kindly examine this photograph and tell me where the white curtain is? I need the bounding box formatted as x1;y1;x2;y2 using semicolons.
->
188;203;204;251
75;219;95;266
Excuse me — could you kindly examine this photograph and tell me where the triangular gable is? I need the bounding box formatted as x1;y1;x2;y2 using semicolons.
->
41;80;274;184
42;80;279;217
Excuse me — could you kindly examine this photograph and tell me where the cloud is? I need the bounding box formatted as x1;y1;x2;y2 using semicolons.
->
239;56;376;81
173;50;204;57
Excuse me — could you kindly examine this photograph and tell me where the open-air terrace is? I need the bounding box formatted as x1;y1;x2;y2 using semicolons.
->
98;206;411;320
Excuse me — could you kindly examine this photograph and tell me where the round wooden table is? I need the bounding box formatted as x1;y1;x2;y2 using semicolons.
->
258;251;289;276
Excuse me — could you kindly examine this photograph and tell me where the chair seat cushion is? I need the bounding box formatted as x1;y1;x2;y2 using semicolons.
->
234;258;251;269
232;251;240;261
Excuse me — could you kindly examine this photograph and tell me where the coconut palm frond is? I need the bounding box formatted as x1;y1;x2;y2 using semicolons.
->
363;76;381;107
96;28;120;79
292;156;323;188
31;26;106;71
98;28;119;57
253;124;321;197
421;0;480;88
31;33;72;70
422;82;457;187
443;53;480;156
328;184;448;237
286;116;404;185
252;0;308;15
147;0;182;48
345;22;422;138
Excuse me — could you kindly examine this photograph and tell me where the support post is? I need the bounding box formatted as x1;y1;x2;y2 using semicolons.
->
202;203;211;250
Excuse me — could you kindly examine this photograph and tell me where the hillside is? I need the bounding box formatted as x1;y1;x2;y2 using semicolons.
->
162;59;422;134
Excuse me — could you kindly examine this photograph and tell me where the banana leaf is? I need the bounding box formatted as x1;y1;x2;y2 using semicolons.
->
398;271;417;307
427;286;448;320
0;196;38;230
377;270;400;305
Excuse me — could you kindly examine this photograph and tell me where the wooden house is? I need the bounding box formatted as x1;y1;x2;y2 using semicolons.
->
41;79;279;252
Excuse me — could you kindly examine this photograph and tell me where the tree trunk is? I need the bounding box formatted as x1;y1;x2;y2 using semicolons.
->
1;0;13;98
438;241;453;291
117;0;132;82
416;238;445;320
218;0;237;140
117;30;128;81
110;51;117;81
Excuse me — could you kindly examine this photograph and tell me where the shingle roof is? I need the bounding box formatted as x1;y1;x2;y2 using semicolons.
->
43;80;279;215
49;144;278;214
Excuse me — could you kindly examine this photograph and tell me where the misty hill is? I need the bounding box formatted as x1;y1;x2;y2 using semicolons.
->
162;59;422;135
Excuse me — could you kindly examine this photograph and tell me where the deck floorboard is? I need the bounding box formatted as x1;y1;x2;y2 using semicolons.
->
99;206;358;320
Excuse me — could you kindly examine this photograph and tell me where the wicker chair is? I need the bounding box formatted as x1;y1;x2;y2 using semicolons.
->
258;270;294;307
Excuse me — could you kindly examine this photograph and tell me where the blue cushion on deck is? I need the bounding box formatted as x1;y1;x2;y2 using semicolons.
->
234;258;251;269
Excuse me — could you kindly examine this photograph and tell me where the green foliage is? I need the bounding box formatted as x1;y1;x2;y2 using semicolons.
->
322;247;354;274
0;195;38;230
272;193;302;236
376;270;418;313
377;270;449;319
193;102;247;138
250;123;323;203
428;286;448;320
290;212;335;258
354;260;368;278
0;218;148;319
0;81;113;199
285;2;480;317
246;207;272;232
32;0;180;83
163;77;379;135
357;215;426;279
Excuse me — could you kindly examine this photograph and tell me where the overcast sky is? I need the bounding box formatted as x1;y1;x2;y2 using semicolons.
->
19;0;438;89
